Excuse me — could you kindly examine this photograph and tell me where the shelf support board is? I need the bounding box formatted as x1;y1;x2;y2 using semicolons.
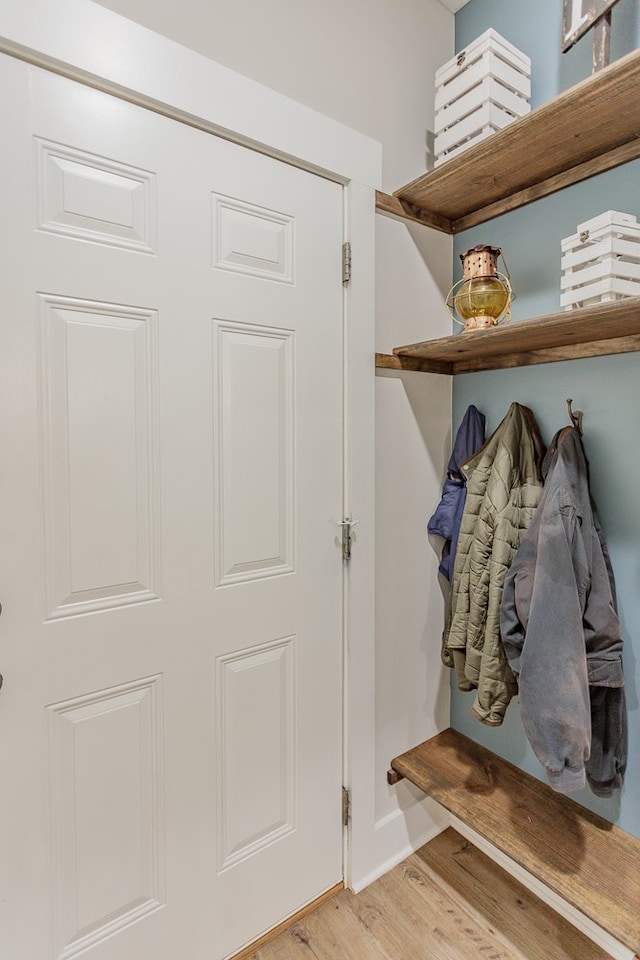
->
375;352;453;375
385;298;640;375
391;48;640;228
451;137;640;233
449;334;640;374
375;191;453;234
390;728;640;956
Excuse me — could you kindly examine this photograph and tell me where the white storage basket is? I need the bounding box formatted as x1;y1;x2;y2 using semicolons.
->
560;211;640;310
434;29;531;167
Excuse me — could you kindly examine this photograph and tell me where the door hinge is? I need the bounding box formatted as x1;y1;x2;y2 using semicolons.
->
342;786;351;827
342;241;352;284
337;517;359;563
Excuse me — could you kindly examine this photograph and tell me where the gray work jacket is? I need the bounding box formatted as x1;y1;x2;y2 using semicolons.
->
500;426;627;797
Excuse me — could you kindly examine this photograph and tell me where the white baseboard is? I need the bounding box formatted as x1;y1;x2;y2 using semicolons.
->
450;815;634;960
351;828;440;894
350;798;448;893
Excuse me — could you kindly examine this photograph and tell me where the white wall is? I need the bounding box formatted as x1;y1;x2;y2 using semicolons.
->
95;0;454;885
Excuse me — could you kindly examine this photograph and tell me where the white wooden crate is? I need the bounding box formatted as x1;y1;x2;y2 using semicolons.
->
434;28;530;167
434;75;530;135
435;28;530;86
561;211;640;309
435;101;520;166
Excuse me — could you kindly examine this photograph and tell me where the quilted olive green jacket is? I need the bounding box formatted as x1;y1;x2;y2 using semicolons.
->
444;402;544;726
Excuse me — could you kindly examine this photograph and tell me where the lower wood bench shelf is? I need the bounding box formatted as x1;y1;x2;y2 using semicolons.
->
389;728;640;957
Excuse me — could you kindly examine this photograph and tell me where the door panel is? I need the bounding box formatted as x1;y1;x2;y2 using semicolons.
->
216;637;296;870
35;137;157;254
48;677;165;960
214;321;295;585
0;55;344;960
38;295;160;618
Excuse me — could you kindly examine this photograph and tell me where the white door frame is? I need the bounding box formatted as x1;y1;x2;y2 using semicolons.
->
0;0;378;893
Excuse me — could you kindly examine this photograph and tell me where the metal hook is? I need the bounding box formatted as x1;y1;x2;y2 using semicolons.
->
566;398;583;435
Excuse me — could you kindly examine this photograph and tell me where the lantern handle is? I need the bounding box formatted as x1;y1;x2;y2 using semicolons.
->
498;248;513;294
566;398;583;435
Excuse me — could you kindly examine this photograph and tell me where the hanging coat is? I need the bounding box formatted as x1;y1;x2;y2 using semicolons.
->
500;426;627;797
428;404;486;582
444;402;545;726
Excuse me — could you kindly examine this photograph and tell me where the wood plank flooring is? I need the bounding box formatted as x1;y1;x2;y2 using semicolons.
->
245;828;611;960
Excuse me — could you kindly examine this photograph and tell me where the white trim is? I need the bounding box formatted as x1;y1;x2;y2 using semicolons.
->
450;815;635;960
341;179;377;891
0;0;381;189
439;0;472;11
351;822;445;894
350;796;448;892
0;0;380;920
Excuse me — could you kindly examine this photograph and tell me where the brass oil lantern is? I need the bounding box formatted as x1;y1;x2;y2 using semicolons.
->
447;244;512;331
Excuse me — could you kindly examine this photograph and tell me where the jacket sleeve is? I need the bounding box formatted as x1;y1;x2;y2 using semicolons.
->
427;477;464;581
470;509;519;725
501;500;591;793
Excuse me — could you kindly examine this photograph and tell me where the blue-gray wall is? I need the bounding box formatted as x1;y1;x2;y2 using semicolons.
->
451;0;640;837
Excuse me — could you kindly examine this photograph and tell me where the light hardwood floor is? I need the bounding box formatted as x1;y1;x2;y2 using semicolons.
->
245;828;611;960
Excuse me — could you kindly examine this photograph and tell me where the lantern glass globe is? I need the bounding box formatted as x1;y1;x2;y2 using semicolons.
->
454;276;510;321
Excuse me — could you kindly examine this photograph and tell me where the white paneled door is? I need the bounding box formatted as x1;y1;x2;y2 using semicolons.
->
0;56;344;960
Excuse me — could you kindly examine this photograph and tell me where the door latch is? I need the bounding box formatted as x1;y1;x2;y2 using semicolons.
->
337;517;359;563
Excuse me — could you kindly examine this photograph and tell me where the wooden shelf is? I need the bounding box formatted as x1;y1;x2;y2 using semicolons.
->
389;729;640;956
376;296;640;375
376;48;640;235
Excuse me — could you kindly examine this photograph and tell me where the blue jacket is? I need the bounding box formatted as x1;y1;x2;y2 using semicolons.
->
500;426;627;797
428;404;486;581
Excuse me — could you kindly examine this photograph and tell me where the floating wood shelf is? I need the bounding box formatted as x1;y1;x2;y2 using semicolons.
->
375;48;640;235
389;728;640;956
376;296;640;375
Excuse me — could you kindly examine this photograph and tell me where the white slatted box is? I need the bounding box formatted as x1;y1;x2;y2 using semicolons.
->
561;211;640;309
434;29;531;167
